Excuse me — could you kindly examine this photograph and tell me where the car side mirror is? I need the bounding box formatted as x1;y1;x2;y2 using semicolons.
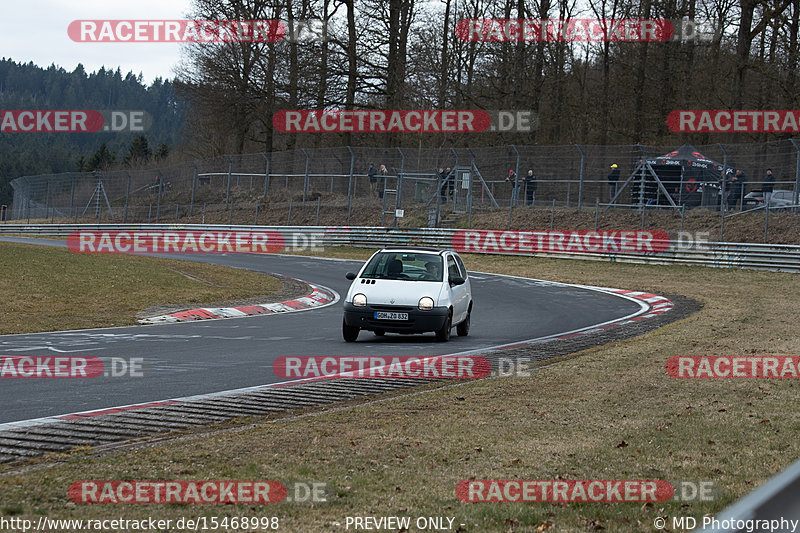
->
450;276;465;286
345;272;357;280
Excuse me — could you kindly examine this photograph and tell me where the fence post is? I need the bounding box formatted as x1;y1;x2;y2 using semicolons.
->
346;146;354;225
190;163;198;216
594;198;599;230
122;171;131;223
641;203;646;230
576;145;585;211
467;150;475;229
287;199;293;225
156;168;164;221
508;145;520;227
764;201;769;243
316;196;321;225
718;143;728;211
175;204;179;222
68;176;76;221
225;155;232;205
148;203;152;223
301;149;310;203
261;153;271;201
254;200;259;224
202;203;206;224
229;202;234;224
550;199;555;230
44;180;50;212
790;139;800;214
395;147;406;228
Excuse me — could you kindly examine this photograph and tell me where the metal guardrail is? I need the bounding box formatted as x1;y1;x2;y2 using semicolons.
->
696;456;800;532
1;224;800;273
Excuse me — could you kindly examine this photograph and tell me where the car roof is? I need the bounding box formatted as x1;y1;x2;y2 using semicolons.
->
378;247;449;255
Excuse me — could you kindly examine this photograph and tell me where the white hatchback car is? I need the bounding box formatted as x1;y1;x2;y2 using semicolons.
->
342;247;472;342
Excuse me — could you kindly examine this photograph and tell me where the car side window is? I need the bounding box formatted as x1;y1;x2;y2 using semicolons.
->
447;255;460;280
455;255;467;279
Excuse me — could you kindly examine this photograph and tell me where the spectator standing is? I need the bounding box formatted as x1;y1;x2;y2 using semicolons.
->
608;164;620;202
437;168;447;204
727;169;746;210
505;169;518;205
524;169;537;206
440;167;454;204
378;164;388;199
368;163;378;198
445;167;453;198
763;168;775;205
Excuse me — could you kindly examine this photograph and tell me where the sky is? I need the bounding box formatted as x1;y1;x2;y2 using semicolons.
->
1;0;194;85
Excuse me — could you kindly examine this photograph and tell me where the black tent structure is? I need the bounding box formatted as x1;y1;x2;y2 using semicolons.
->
607;143;733;210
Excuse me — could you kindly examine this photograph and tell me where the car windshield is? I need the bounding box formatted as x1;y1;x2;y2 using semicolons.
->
361;252;443;281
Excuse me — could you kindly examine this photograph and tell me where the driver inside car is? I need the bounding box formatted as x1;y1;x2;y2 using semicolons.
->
425;261;441;280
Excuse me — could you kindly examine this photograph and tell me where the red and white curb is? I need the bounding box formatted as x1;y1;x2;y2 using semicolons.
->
138;282;338;324
553;289;673;340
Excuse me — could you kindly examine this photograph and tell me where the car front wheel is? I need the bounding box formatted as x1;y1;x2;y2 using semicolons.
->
435;311;452;342
343;319;360;342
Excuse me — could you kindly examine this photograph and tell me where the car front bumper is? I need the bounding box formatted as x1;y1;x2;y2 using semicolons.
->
343;303;449;333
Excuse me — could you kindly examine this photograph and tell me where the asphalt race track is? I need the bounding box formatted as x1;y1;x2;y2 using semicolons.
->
0;236;643;424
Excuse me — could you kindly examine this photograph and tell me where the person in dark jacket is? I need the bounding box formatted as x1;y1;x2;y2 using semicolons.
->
726;169;746;210
368;163;378;198
763;168;775;205
378;164;388;198
524;169;537;206
439;167;452;204
505;169;518;205
608;164;620;202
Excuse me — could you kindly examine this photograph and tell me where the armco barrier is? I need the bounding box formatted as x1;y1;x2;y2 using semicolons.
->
1;224;800;272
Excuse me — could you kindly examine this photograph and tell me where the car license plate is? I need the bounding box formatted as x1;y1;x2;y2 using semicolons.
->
374;311;408;320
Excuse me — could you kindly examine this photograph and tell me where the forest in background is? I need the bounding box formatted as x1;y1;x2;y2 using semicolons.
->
0;59;186;205
178;0;799;153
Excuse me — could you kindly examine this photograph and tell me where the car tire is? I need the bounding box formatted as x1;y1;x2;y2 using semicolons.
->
456;308;471;337
343;319;360;342
435;311;452;342
374;329;385;336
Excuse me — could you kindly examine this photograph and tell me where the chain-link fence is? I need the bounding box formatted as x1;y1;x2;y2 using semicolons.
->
6;141;800;227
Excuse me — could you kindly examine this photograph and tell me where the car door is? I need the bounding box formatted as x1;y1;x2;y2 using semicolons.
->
446;254;468;323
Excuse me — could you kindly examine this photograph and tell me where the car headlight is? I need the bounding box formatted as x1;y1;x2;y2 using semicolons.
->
353;293;367;307
418;296;434;310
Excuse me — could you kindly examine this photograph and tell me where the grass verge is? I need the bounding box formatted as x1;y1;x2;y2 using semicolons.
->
2;248;799;532
0;241;284;334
